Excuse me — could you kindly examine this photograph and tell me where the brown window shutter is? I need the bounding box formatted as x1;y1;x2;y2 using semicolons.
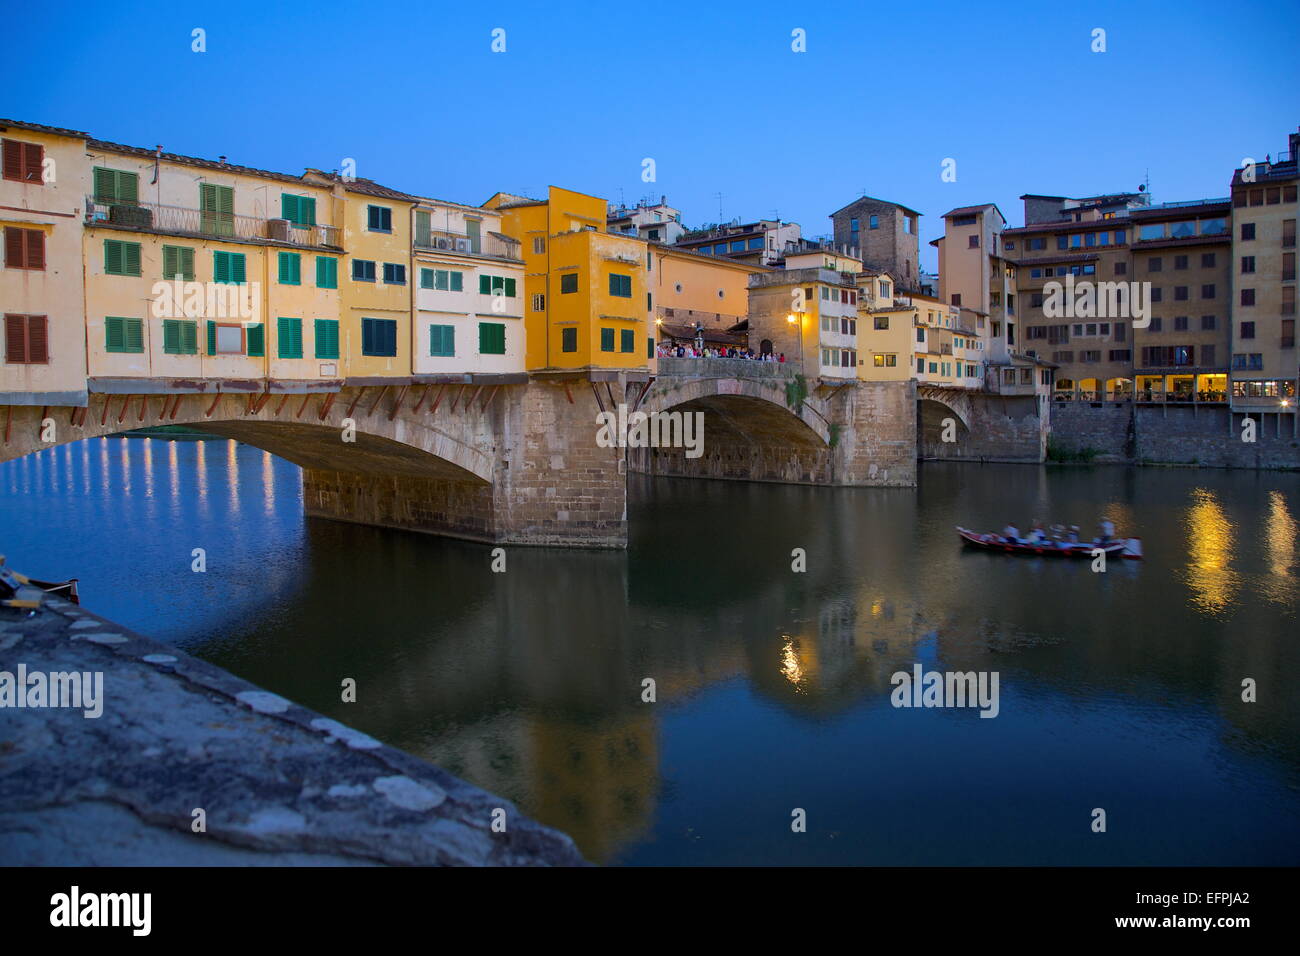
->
26;316;48;363
25;230;45;269
4;314;27;362
1;140;20;181
3;228;22;268
22;142;43;182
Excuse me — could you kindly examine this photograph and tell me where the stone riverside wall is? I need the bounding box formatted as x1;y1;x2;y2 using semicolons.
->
1051;403;1300;468
0;592;586;866
919;393;1046;462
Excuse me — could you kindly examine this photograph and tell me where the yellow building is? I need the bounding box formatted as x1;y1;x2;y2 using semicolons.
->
647;244;756;364
82;140;344;386
306;173;417;379
485;187;648;371
1;119;90;405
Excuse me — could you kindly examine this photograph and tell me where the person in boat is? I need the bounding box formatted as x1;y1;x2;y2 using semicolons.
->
1001;522;1021;543
1097;518;1115;545
1067;525;1080;544
1028;520;1049;545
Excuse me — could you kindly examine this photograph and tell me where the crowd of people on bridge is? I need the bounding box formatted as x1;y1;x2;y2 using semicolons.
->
657;344;786;362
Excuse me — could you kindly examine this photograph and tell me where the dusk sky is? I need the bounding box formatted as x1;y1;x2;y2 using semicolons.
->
6;0;1298;270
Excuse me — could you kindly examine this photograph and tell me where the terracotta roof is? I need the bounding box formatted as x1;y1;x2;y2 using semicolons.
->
338;176;420;203
942;203;997;219
830;195;923;218
89;139;314;186
0;118;89;139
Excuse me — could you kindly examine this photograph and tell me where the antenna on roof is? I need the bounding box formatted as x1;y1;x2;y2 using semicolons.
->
716;192;723;222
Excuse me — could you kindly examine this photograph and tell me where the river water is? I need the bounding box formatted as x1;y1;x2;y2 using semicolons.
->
2;436;1298;865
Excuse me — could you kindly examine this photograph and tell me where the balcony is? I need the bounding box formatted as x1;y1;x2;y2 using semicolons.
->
85;197;340;248
414;229;521;261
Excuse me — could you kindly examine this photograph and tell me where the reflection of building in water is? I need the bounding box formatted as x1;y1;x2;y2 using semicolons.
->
1183;487;1238;614
1263;489;1298;606
530;715;658;864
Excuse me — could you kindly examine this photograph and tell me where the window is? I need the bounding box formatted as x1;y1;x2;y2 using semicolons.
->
213;250;246;284
383;263;406;285
352;259;376;282
1174;255;1188;270
609;273;632;297
361;318;397;356
729;240;744;252
1201;315;1217;330
316;256;338;289
246;323;265;357
1241;256;1256;274
3;316;47;364
1240;222;1255;241
2;139;44;183
1201;284;1215;299
207;322;245;355
162;245;195;281
560;273;578;294
478;322;506;355
277;317;303;358
561;327;577;352
422;269;462;292
1202;345;1216;366
104;317;143;353
1240;321;1256;339
599;327;615;352
429;324;455;357
1201;253;1216;268
1114;261;1127;276
1174;316;1189;331
531;293;545;312
281;194;317;227
104;239;142;276
478;274;516;296
315;319;340;359
747;237;763;249
869;215;878;229
367;205;393;232
162;319;199;354
420;268;434;289
916;328;925;343
1284;253;1296;281
1282;319;1295;349
5;228;44;270
533;236;546;254
1174;286;1188;301
968;235;979;248
1150;317;1162;332
1284;220;1296;248
92;167;138;204
1151;288;1162;303
1109;349;1131;362
1285;286;1297;317
278;251;302;285
873;353;897;367
620;329;635;353
1148;257;1162;272
199;183;234;236
1241;289;1255;306
874;316;889;330
951;294;961;306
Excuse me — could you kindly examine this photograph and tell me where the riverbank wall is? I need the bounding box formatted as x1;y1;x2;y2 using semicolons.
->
0;590;586;866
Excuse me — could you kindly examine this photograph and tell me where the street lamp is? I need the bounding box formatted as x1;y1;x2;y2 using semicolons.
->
786;312;804;368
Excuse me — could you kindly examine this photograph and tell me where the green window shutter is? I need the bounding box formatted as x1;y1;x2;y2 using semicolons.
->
277;318;303;358
430;325;455;357
415;210;431;246
104;240;123;275
124;242;141;276
163;245;195;281
93;168;137;204
105;317;124;352
420;268;434;290
315;256;337;289
302;197;316;226
232;253;246;284
504;278;516;297
162;320;180;354
125;318;143;352
479;274;491;295
600;327;615;352
281;194;299;223
162;246;176;280
247;322;265;357
93;168;116;203
561;327;577;352
118;170;138;204
450;271;462;292
278;252;297;284
214;251;229;283
207;321;217;355
314;319;339;359
478;322;505;355
621;329;635;353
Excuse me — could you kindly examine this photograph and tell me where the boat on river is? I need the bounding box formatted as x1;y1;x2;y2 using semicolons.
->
956;527;1143;560
0;555;80;607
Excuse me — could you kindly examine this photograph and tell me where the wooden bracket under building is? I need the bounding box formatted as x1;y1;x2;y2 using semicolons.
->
387;385;408;421
590;382;606;414
204;393;221;418
481;385;499;410
317;392;337;421
367;385;389;417
411;385;430;414
633;376;655;412
430;385;446;414
345;387;366;419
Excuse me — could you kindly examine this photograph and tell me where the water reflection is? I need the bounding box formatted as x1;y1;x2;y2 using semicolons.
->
0;444;1296;865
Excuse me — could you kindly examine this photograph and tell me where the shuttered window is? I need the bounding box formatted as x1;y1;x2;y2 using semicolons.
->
316;256;339;288
213;250;247;284
609;273;632;297
246;322;265;357
199;183;235;236
104;316;144;353
430;324;455;356
620;329;635;353
382;262;406;285
478;322;506;355
4;228;45;270
162;319;199;354
278;251;302;285
277;317;303;358
415;210;431;246
2;140;44;183
207;321;245;354
367;205;392;232
561;327;577;352
478;275;516;297
4;314;49;363
103;239;141;276
314;319;339;359
352;259;376;282
600;327;615;352
162;245;195;281
281;193;316;227
361;318;397;356
93;167;139;204
420;268;434;289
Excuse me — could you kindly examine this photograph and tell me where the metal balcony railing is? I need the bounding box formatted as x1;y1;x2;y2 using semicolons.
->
85;197;340;248
414;229;520;260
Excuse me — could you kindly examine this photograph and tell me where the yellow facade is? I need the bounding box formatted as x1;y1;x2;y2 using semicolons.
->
486;187;648;371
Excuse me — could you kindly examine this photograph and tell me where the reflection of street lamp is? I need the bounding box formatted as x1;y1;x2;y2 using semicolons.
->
786;312;804;368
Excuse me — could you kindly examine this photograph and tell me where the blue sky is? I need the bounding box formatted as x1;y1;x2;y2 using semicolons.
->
5;0;1298;270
